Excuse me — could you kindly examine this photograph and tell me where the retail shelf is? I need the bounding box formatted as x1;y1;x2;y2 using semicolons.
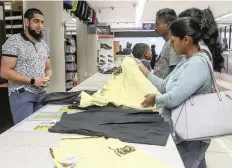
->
5;15;22;20
12;25;23;28
4;10;23;36
6;34;12;38
65;32;76;35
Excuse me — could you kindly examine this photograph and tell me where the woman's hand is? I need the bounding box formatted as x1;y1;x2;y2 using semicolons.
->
141;94;156;108
134;58;149;77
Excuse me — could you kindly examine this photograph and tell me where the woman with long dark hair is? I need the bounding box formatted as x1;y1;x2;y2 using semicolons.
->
178;8;224;72
136;17;224;168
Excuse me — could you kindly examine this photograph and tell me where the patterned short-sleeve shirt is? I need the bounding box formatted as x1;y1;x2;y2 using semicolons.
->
2;32;49;95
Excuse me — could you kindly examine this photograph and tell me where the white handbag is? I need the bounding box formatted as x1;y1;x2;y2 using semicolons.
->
171;55;232;141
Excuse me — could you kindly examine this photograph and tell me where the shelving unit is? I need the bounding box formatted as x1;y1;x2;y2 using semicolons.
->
5;10;23;39
64;24;78;91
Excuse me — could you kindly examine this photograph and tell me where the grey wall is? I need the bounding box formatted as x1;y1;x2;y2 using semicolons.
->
76;20;98;83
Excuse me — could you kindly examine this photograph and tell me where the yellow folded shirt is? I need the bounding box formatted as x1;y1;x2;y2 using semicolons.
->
50;136;169;168
79;57;160;110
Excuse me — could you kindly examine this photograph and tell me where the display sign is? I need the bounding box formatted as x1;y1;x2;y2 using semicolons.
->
142;23;155;30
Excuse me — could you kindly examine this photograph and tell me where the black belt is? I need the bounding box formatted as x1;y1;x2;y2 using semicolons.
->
12;87;25;94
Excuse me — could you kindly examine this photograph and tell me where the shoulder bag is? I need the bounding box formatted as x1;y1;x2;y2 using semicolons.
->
171;55;232;141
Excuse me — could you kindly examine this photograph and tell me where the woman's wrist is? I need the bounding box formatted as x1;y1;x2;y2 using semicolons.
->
144;69;149;78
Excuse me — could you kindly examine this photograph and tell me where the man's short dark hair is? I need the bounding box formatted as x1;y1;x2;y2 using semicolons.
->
156;8;177;23
24;8;43;20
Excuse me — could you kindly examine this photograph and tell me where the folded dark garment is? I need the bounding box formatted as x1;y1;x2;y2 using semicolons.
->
49;107;169;146
42;90;96;105
99;67;117;74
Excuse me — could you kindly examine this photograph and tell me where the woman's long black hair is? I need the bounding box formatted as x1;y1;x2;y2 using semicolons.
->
178;8;224;72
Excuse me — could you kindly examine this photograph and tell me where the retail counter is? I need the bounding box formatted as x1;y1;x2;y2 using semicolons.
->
0;72;185;168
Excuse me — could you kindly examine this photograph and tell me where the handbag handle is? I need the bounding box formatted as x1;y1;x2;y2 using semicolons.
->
198;54;222;101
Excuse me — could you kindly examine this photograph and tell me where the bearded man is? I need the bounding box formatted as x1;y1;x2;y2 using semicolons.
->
1;8;52;124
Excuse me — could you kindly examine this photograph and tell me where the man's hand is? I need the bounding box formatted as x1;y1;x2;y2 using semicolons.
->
43;76;50;87
134;58;149;77
34;77;49;88
43;76;50;81
141;94;156;108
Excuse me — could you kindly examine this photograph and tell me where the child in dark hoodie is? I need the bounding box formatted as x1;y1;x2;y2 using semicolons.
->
132;43;152;71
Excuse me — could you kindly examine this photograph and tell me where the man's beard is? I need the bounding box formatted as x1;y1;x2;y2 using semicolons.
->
28;26;43;40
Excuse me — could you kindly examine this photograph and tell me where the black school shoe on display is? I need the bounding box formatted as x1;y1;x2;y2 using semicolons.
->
100;55;105;58
98;63;106;67
108;55;113;58
101;43;112;50
100;59;105;63
108;59;113;63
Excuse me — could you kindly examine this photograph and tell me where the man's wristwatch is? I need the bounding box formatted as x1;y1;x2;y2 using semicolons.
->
30;77;35;85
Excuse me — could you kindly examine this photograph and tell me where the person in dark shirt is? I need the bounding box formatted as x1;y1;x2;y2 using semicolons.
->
222;38;229;51
150;44;158;69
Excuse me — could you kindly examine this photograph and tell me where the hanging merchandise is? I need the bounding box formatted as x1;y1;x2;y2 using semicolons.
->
71;0;79;12
93;11;97;24
83;6;92;22
64;0;95;23
63;0;74;10
63;1;71;10
88;8;93;22
50;136;169;168
80;1;86;20
86;9;96;25
79;57;160;110
84;2;89;20
74;1;82;19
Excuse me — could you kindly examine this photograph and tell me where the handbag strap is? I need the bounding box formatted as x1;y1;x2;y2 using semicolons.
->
198;54;222;101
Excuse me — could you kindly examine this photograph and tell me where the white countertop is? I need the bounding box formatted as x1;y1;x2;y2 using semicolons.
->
0;72;185;168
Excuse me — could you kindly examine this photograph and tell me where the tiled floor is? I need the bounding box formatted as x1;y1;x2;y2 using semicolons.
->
206;136;232;168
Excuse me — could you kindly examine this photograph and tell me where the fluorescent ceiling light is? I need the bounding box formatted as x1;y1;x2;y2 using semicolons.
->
72;18;76;21
135;0;146;27
215;13;232;21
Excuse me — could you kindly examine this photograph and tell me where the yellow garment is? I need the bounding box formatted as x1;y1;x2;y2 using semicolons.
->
79;57;160;110
71;0;79;12
50;136;169;168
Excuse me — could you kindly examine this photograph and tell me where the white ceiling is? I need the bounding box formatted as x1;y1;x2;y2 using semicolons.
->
90;1;232;29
